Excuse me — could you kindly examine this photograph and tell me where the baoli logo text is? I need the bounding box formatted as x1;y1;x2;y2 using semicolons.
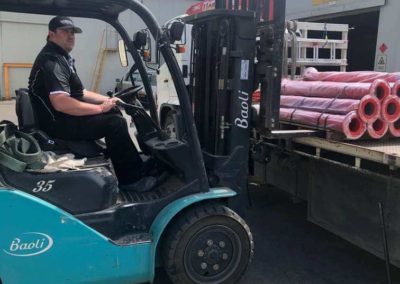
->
3;232;54;257
234;91;249;129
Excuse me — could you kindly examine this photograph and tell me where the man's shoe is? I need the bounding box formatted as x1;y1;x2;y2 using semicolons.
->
120;176;157;192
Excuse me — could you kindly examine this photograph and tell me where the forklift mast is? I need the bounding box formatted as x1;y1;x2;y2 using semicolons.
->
184;0;286;211
255;0;286;131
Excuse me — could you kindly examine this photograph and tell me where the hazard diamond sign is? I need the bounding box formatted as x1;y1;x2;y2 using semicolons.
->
376;54;387;72
379;43;388;54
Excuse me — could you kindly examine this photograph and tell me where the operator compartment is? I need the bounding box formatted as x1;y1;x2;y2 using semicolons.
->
123;101;201;184
0;165;118;214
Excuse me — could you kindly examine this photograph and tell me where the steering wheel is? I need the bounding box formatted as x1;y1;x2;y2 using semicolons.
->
113;85;144;102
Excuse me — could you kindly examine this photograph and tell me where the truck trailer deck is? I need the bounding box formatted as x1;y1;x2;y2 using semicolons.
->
256;133;400;268
294;137;400;168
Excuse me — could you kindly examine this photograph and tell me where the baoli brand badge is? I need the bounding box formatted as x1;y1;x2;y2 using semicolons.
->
3;232;54;257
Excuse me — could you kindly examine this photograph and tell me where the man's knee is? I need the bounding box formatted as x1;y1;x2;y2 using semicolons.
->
106;114;128;134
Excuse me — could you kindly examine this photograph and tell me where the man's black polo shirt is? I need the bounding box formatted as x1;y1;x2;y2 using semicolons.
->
28;41;85;134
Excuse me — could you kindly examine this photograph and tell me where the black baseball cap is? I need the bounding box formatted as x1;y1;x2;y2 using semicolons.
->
49;16;82;33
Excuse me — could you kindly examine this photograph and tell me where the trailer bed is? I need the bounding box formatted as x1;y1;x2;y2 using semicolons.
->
257;135;400;267
292;137;400;168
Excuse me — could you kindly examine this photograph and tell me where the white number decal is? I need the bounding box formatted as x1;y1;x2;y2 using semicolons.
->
33;180;55;193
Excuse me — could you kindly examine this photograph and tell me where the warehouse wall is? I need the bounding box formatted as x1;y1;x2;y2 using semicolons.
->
286;0;385;20
0;0;197;99
286;0;400;73
375;0;400;72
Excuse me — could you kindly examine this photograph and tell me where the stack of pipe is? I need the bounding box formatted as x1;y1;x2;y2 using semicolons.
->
279;70;395;139
302;67;400;138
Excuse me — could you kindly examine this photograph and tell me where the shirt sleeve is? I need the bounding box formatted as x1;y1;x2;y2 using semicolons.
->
41;57;71;96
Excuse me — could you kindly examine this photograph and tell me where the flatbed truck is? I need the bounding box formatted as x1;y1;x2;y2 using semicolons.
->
158;0;400;270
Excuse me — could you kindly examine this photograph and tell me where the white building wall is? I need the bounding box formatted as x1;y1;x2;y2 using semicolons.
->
286;0;385;20
374;0;400;72
286;0;400;72
0;0;197;99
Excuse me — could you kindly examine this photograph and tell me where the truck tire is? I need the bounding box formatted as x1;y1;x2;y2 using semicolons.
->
162;203;254;284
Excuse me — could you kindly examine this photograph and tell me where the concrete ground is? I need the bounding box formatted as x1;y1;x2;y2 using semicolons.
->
2;100;400;284
155;186;400;284
0;100;18;124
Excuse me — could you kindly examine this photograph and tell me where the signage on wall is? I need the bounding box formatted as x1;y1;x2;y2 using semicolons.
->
379;43;388;54
376;54;387;72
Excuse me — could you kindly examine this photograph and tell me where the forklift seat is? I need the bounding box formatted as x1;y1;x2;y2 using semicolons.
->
15;88;105;158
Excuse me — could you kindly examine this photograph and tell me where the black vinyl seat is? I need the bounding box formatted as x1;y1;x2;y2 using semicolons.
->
15;88;105;158
0;164;118;214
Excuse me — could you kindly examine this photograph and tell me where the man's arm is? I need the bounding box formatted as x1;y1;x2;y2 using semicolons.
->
82;89;109;104
50;93;115;116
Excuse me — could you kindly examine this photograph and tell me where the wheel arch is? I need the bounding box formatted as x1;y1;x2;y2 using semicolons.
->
147;188;236;281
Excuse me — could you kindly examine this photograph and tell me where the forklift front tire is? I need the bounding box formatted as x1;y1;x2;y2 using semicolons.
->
162;203;254;284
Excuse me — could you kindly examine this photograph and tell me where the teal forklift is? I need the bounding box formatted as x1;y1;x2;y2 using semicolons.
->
0;0;285;283
0;1;253;283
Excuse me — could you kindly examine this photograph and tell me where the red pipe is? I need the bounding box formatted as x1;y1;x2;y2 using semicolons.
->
281;79;390;102
389;119;400;137
280;95;380;123
280;108;366;140
367;118;389;139
359;95;381;123
303;67;400;83
391;81;400;98
381;95;400;123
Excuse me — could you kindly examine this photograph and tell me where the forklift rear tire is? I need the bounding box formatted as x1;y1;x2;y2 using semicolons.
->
162;203;254;284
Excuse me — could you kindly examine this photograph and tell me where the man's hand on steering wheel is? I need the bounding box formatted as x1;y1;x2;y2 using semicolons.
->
100;98;117;113
110;97;123;104
113;85;144;102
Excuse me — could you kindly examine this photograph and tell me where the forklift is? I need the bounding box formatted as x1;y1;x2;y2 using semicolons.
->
0;0;285;283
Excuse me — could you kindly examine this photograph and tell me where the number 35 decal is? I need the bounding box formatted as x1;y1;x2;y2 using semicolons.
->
33;180;56;193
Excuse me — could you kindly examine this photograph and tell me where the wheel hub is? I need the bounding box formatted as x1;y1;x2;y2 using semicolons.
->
186;227;238;280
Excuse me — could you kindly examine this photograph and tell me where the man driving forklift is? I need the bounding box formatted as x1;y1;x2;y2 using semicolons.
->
28;16;156;192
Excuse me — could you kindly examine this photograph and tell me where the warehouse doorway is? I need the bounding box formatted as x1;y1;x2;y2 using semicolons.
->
305;10;380;71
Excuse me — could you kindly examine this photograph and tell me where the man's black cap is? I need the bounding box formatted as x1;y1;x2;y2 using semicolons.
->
49;16;82;33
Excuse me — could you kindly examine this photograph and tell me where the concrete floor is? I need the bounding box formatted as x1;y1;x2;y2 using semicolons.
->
0;100;18;124
155;186;400;284
2;99;400;284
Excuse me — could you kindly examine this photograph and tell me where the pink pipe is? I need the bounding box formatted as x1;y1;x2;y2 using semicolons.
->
367;118;389;139
391;81;400;97
280;95;380;124
280;108;366;140
381;95;400;123
281;79;390;102
389;119;400;137
303;67;400;83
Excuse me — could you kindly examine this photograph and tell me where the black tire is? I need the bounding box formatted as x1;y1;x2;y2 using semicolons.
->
162;203;254;284
163;111;177;139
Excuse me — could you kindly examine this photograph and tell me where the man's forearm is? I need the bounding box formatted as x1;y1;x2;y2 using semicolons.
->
50;94;115;116
59;99;102;115
83;89;108;104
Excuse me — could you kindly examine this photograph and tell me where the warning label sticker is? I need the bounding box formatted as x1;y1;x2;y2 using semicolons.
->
376;54;387;72
240;60;249;80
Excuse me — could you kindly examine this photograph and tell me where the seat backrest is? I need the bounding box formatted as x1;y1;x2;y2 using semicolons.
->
15;88;38;131
14;89;105;158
